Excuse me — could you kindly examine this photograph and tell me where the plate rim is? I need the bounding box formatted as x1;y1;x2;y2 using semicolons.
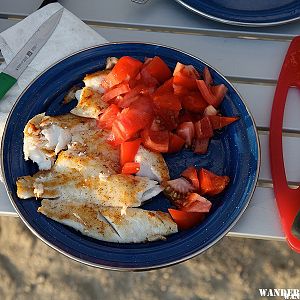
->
175;0;300;27
1;41;261;271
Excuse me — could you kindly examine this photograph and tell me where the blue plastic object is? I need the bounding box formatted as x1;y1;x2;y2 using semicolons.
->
1;43;259;270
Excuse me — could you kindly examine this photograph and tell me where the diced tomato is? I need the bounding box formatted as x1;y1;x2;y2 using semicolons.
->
101;82;131;102
173;62;200;79
199;168;230;196
173;73;198;90
194;116;213;139
210;84;228;103
208;115;239;129
97;104;120;129
178;110;193;123
196;80;227;108
182;92;207;113
168;133;185;153
193;138;209;154
112;104;153;144
141;129;169;153
176;122;195;147
155;78;174;95
203;67;213;86
181;193;212;213
121;162;140;174
117;85;154;108
150;117;167;131
120;138;142;167
153;93;181;111
139;68;160;87
165;178;196;196
204;105;218;116
181;166;199;190
168;209;204;230
173;84;189;96
155;109;179;131
103;56;143;88
141;56;172;83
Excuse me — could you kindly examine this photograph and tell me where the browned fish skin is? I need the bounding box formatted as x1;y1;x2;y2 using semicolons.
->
38;199;178;243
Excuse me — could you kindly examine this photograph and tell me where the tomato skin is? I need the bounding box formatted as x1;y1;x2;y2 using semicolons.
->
203;67;213;86
120;138;142;167
153;93;181;111
101;82;131;103
194;116;214;139
117;84;154;108
199;168;230;196
141;129;169;153
182;92;208;113
121;162;140;174
173;62;200;79
168;133;185;153
176;121;195;147
104;56;143;88
208;115;239;129
155;78;174;95
97;104;120;129
181;193;212;213
142;56;172;83
168;209;204;230
181;166;199;190
173;73;198;90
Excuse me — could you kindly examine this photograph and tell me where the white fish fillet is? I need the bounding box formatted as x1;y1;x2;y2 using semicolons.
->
70;87;108;119
83;70;109;94
135;146;170;182
16;167;162;207
38;199;178;243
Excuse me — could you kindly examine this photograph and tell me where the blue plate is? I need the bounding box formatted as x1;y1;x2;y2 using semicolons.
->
175;0;300;26
1;43;260;270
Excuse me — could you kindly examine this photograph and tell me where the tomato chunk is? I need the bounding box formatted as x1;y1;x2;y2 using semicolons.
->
173;62;200;79
173;73;198;90
104;56;143;88
153;93;181;111
182;92;207;113
181;193;212;213
208;115;239;129
176;122;195;147
97;104;120;129
101;82;131;102
194;116;213;139
141;129;169;153
155;78;174;95
193;138;209;154
196;80;227;108
203;67;213;86
142;56;172;83
168;133;185;153
199;168;230;196
120;139;142;167
121;162;140;174
181;166;199;190
168;209;204;230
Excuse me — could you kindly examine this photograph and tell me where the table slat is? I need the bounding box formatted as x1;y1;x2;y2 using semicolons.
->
1;0;300;39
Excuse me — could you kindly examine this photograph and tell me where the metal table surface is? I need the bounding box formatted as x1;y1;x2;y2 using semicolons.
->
2;0;300;241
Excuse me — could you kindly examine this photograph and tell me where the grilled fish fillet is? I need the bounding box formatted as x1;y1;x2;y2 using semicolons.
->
23;113;169;182
83;70;109;94
71;87;108;119
38;199;177;243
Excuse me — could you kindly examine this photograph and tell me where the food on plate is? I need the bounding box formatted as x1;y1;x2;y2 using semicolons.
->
38;199;177;243
164;166;229;229
18;54;238;242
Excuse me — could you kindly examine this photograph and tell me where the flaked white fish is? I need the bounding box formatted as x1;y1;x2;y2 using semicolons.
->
38;199;177;243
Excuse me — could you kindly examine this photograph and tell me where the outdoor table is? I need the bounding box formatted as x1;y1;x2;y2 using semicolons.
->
2;0;300;242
